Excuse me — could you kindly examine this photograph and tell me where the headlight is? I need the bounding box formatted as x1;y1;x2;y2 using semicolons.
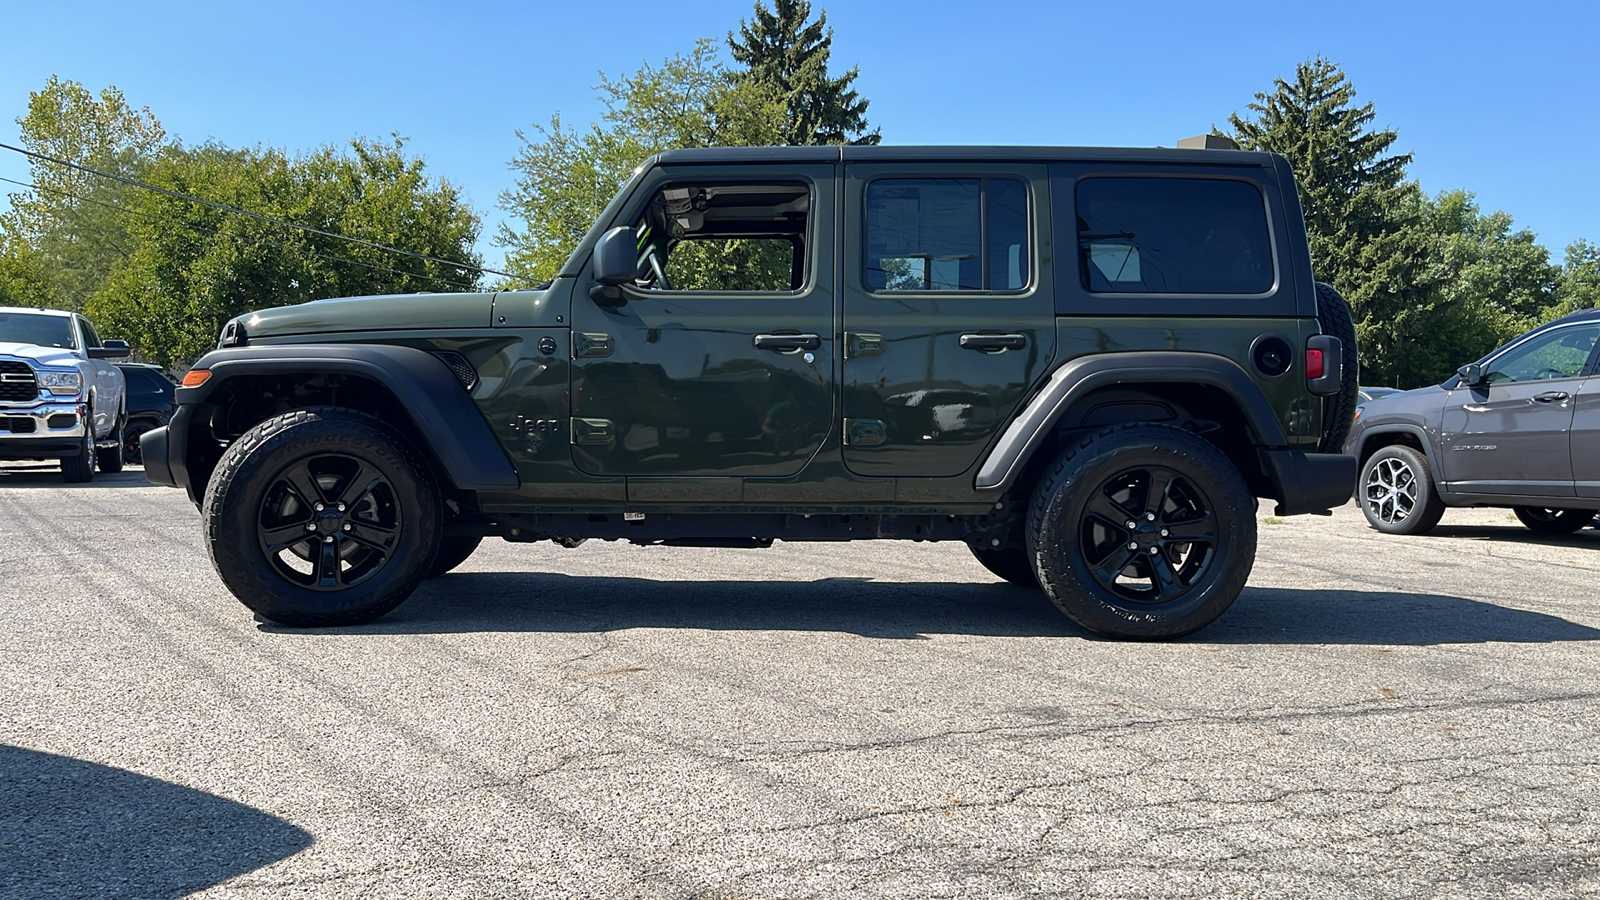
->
37;371;83;395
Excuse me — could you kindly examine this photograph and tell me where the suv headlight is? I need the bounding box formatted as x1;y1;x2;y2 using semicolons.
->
37;371;83;395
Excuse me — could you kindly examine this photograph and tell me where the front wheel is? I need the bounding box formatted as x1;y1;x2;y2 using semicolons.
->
204;407;441;627
60;411;95;483
1511;506;1593;534
1026;423;1256;639
1359;445;1445;535
96;414;125;473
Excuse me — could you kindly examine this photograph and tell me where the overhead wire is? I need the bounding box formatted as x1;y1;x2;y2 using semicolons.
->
0;174;483;291
0;140;511;278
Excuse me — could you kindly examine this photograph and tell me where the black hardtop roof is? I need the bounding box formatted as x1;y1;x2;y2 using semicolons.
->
653;144;1278;167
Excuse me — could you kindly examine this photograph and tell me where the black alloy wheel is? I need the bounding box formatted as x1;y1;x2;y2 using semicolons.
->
1511;506;1594;534
1028;424;1255;639
124;420;154;465
257;455;403;591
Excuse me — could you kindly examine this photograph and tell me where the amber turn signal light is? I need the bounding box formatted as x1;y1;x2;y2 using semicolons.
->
181;369;211;387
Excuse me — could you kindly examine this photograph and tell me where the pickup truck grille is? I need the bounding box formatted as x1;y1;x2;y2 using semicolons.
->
0;361;38;402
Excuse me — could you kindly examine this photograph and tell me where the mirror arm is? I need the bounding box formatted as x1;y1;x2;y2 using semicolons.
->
589;284;624;307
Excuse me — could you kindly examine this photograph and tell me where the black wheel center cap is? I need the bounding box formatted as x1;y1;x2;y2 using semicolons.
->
316;510;345;534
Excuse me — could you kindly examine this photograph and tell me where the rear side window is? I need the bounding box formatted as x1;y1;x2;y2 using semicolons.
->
1075;177;1274;294
865;178;1030;292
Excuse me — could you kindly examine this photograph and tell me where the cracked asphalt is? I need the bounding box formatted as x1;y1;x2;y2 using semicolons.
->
3;461;1600;898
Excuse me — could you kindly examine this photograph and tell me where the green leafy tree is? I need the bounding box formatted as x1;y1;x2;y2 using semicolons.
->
728;0;878;146
87;137;481;367
0;76;167;310
1226;58;1435;386
1551;239;1600;316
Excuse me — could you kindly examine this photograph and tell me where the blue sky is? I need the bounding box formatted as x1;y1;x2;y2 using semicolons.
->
2;0;1595;274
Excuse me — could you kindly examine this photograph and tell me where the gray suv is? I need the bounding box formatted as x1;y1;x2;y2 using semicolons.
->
1346;308;1600;534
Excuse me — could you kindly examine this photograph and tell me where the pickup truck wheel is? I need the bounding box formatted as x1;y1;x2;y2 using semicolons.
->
427;535;483;577
1315;282;1360;453
60;413;95;483
124;420;153;465
204;407;441;627
96;414;125;473
1358;445;1445;535
1511;506;1593;534
967;543;1039;588
1027;424;1256;639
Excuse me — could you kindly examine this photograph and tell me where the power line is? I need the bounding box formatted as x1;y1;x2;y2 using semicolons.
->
0;140;511;278
0;174;481;291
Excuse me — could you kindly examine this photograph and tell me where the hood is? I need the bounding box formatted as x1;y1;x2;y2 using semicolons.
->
229;291;498;342
0;341;79;368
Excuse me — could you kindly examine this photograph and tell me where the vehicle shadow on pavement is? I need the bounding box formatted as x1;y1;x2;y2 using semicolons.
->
0;744;312;897
1419;524;1600;547
0;464;158;489
359;574;1600;646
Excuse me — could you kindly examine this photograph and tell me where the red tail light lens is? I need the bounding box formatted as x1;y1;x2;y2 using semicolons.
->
1305;348;1325;380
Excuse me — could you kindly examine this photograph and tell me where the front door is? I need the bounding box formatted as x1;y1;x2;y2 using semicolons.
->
839;163;1056;478
569;165;835;480
1439;320;1600;496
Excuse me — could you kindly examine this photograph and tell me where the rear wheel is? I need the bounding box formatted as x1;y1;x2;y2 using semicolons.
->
1026;423;1256;639
967;543;1038;588
1359;445;1445;535
204;407;440;627
1511;506;1593;534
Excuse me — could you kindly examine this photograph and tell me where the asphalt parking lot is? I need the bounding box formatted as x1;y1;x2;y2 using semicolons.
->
3;462;1599;898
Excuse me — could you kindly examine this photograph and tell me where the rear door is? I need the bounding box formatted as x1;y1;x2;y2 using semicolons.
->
1439;320;1600;496
839;163;1055;477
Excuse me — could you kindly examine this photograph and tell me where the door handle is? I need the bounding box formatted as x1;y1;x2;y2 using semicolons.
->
753;333;821;352
959;333;1027;351
1534;391;1570;403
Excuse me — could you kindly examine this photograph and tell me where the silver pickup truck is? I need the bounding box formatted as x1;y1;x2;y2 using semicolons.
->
0;308;129;482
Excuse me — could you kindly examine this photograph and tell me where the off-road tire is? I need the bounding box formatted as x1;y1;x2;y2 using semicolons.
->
1026;423;1256;639
1359;445;1446;535
96;414;125;473
203;407;441;627
1315;281;1360;453
427;535;483;577
60;409;95;483
968;543;1039;588
1511;506;1593;534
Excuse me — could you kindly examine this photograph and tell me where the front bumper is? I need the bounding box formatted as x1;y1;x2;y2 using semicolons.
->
0;400;88;459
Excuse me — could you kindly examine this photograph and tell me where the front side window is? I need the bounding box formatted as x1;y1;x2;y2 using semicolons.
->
632;182;809;293
1076;177;1274;294
77;317;102;349
865;178;1030;292
1485;324;1600;384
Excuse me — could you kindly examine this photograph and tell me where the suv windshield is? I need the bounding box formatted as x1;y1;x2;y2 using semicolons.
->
0;312;76;349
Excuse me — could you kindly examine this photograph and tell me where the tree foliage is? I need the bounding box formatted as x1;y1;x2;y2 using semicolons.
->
85;137;481;368
728;0;878;146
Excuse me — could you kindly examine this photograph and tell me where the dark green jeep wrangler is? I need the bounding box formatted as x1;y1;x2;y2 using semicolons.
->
143;141;1357;639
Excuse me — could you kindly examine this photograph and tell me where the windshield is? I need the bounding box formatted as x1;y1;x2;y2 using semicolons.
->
0;312;77;350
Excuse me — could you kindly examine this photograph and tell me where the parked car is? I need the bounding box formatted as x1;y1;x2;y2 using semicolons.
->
143;138;1358;639
116;362;177;465
1346;309;1600;534
0;308;129;482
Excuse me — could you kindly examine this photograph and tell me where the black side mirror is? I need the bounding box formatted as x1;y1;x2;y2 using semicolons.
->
589;226;636;306
89;340;130;360
1457;362;1486;385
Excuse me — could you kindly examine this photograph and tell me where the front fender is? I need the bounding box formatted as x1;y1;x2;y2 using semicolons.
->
176;344;519;492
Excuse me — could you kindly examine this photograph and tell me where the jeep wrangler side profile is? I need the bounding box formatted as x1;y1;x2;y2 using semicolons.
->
143;143;1357;639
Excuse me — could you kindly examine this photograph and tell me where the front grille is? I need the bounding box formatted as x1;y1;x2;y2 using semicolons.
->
0;360;37;402
0;416;36;434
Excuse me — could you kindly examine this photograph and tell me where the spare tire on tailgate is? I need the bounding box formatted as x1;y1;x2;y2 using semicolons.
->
1314;281;1359;453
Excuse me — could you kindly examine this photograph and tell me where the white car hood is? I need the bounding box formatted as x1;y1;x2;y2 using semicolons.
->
0;341;79;367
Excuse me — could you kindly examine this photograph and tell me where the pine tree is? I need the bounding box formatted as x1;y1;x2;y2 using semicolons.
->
1227;58;1435;386
728;0;878;146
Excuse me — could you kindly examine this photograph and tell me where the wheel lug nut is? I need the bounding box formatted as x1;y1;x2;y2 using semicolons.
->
314;502;325;512
1127;541;1139;550
1160;529;1169;537
1145;512;1156;522
305;523;317;532
343;524;352;532
323;535;335;544
1125;520;1136;530
1148;547;1159;555
336;503;345;512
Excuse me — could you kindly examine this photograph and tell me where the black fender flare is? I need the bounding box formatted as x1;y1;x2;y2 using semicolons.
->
176;344;519;491
974;351;1290;492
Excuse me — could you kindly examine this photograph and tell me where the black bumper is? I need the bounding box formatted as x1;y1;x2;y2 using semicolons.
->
1261;450;1356;516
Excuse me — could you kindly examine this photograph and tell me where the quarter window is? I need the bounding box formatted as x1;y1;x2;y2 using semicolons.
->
865;178;1030;292
1076;177;1274;294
